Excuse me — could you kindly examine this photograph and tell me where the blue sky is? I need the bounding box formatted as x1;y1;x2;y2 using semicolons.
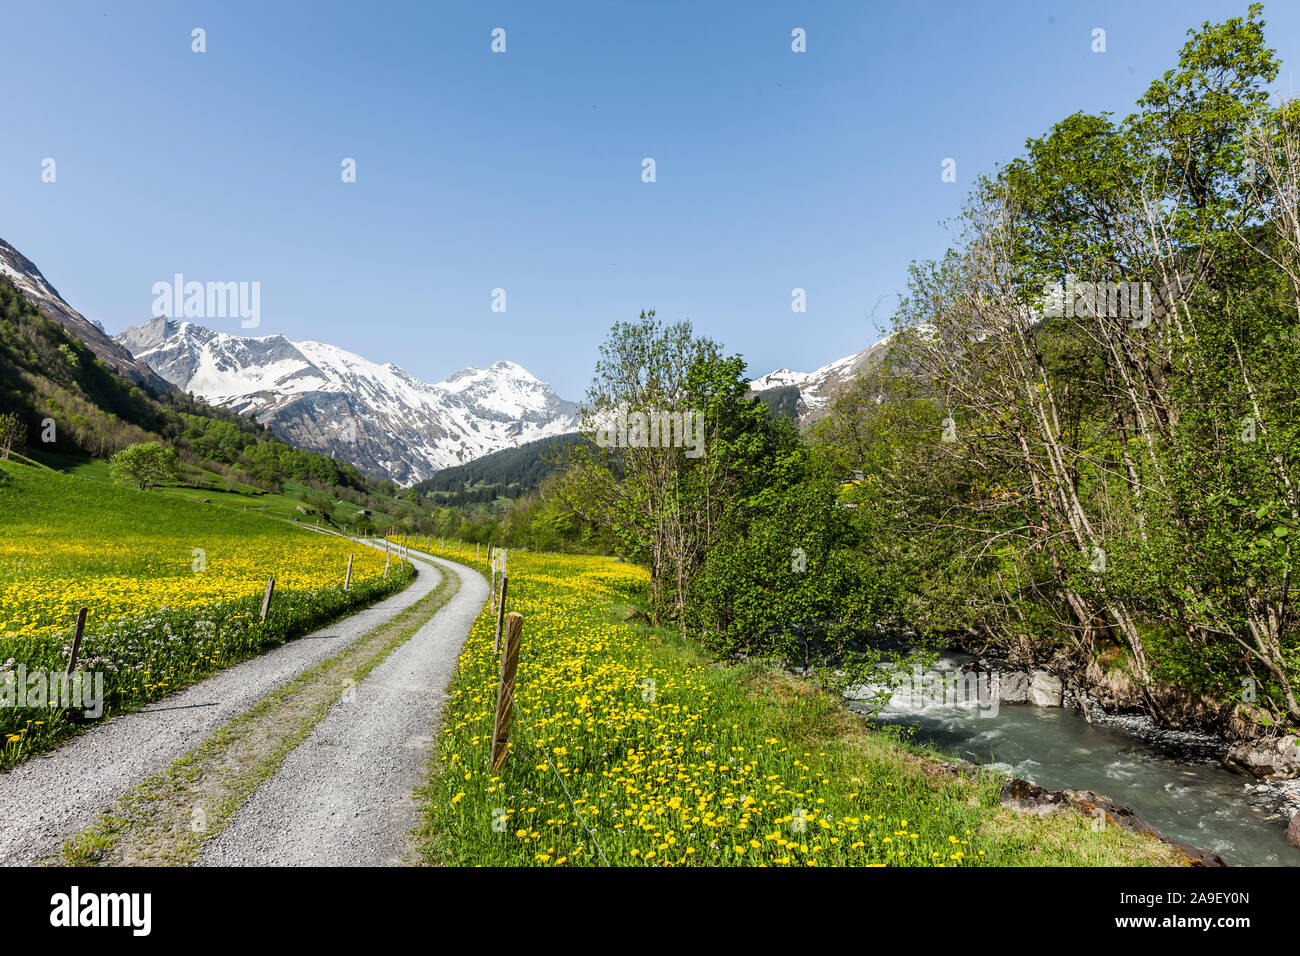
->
5;1;1299;400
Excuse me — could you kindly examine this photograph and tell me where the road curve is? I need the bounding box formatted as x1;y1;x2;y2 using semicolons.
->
0;548;442;867
200;550;488;866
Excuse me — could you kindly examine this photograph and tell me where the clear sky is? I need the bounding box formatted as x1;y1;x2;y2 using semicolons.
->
5;1;1299;400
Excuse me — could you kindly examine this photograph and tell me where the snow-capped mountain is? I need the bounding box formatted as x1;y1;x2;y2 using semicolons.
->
0;238;173;392
116;317;578;485
749;334;893;425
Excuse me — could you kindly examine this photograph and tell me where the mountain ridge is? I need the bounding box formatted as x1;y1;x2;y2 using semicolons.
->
0;238;174;393
5;235;884;479
748;335;892;426
116;316;578;485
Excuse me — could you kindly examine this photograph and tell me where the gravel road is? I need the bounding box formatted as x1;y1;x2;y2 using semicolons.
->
200;549;488;866
0;546;445;867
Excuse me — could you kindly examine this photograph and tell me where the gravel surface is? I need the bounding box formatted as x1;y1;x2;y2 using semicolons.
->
200;550;488;866
0;548;441;867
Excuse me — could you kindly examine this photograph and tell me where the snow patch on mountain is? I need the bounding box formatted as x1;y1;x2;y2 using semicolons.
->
749;334;895;425
116;317;577;485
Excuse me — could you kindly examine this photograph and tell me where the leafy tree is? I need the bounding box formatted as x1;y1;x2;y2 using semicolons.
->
550;311;905;686
0;411;24;460
108;441;180;491
559;311;723;617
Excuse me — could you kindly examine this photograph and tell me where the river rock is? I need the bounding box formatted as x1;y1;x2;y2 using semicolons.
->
1226;702;1275;738
1028;669;1064;707
1223;734;1300;781
997;671;1029;704
998;778;1225;866
1288;810;1300;848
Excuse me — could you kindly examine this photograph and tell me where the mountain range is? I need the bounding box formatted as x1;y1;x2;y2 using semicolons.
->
115;317;579;485
2;235;881;484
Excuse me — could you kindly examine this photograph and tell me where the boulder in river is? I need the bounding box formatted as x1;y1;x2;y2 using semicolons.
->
1028;670;1063;707
995;670;1063;706
997;671;1029;704
1223;733;1300;781
1288;810;1300;848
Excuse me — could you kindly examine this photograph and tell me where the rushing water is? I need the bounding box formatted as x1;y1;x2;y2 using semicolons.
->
845;653;1300;867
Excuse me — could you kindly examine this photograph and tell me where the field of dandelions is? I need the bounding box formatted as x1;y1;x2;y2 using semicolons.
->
416;544;985;867
0;461;413;765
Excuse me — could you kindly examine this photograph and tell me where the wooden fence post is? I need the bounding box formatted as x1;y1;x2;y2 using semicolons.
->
260;577;276;621
490;612;524;771
494;574;508;653
383;547;391;577
344;554;354;590
66;607;88;676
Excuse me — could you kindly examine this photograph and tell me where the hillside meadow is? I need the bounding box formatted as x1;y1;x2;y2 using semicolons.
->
0;459;413;765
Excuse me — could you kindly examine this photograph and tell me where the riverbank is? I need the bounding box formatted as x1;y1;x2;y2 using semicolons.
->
909;635;1300;824
851;652;1300;866
413;548;1195;866
942;628;1300;751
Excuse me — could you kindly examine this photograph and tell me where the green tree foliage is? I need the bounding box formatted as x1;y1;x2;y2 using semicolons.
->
546;311;899;685
0;411;24;460
109;441;180;491
817;5;1300;729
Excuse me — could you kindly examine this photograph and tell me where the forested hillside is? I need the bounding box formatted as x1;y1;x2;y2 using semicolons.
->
816;6;1300;732
412;432;590;504
0;277;413;517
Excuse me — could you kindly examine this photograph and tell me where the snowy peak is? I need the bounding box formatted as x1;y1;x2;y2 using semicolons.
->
115;319;578;485
749;334;893;425
119;320;324;402
117;315;183;353
437;360;567;423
